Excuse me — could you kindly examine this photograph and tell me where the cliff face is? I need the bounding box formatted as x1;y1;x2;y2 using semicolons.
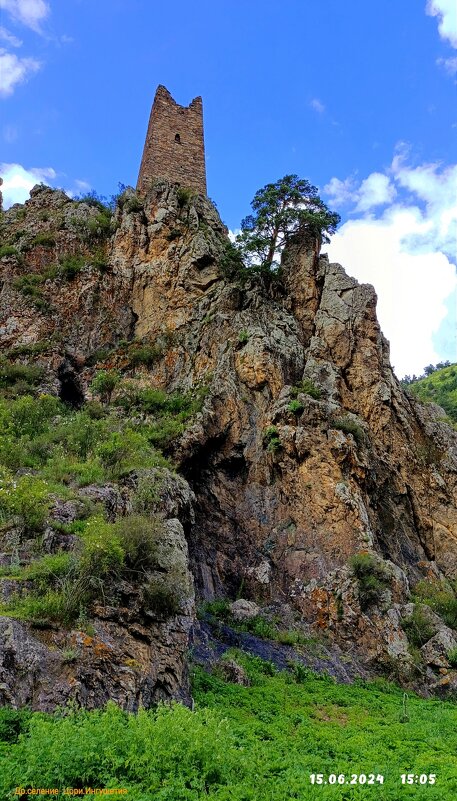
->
1;182;457;706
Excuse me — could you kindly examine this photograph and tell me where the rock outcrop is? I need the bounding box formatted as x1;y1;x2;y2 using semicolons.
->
1;180;457;706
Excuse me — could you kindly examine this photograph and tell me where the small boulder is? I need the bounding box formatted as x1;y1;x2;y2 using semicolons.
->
229;599;260;622
215;658;250;686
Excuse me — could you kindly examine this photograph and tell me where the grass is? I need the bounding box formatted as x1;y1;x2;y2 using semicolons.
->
0;655;457;798
199;600;313;646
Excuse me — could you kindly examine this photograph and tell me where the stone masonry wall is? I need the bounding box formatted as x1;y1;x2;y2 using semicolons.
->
137;85;207;196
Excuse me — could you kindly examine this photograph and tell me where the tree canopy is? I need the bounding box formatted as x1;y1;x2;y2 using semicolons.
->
235;174;340;272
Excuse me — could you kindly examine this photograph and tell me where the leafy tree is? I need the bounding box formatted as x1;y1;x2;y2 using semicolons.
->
236;174;340;271
90;369;120;404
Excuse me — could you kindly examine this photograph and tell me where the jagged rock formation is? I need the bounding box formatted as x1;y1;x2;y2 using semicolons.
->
1;181;457;707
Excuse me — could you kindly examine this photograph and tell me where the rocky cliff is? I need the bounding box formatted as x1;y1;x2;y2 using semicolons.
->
0;181;457;708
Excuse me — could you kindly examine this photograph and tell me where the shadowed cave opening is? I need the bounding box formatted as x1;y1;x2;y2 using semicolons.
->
57;359;85;408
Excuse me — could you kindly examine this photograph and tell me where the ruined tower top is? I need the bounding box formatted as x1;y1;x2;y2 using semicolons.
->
137;85;207;196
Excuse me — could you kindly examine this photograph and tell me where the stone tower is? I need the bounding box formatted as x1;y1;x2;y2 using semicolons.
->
137;85;207;196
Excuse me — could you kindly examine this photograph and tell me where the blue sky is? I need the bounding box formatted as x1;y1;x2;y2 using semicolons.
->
1;0;456;377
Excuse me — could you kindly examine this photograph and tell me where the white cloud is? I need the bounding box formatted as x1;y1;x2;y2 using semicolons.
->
323;176;356;206
0;48;40;96
73;179;91;192
324;171;396;213
426;0;457;47
355;172;397;212
310;98;325;114
0;162;56;206
437;55;457;73
324;153;457;377
0;25;22;46
0;0;50;34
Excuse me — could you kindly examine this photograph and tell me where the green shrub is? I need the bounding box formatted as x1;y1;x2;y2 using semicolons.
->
114;514;164;572
349;552;390;610
142;575;182;617
332;416;365;445
0;245;18;258
0;394;61;438
177;186;193;207
413;579;457;629
402;605;436;647
0;473;51;531
291;379;321;400
0;708;31;743
288;398;304;415
128;343;163;369
238;330;249;345
33;232;56;248
147;416;186;449
13;274;44;298
132;471;162;513
123;194;143;213
1;588;79;625
86;209;113;239
263;426;282;454
58;254;85;280
447;646;457;668
95;429;164;478
219;239;249;284
78;515;124;582
0;362;44;389
90;369;121;404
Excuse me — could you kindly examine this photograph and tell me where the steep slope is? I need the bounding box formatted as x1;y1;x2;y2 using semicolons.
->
1;181;457;707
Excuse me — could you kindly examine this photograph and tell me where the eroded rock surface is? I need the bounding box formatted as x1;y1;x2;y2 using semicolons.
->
1;181;457;704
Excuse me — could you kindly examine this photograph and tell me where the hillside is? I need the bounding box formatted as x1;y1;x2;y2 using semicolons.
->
405;365;457;424
0;180;457;720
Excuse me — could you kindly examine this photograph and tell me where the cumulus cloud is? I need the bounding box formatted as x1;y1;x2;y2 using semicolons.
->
355;172;397;212
426;0;457;47
310;98;325;114
324;152;457;377
0;0;50;33
0;162;56;206
0;48;40;96
324;172;397;213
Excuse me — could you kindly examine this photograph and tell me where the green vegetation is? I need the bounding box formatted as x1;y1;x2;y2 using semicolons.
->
0;511;183;625
235;174;340;272
332;416;365;445
0;245;19;258
349;553;391;610
57;254;85;280
90;369;121;404
32;232;56;248
288;398;304;415
404;363;457;423
402;606;436;648
177;186;194;207
412;579;457;630
263;425;282;453
0;361;44;396
1;655;457;798
199;600;313;646
291;378;322;400
238;329;249;345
